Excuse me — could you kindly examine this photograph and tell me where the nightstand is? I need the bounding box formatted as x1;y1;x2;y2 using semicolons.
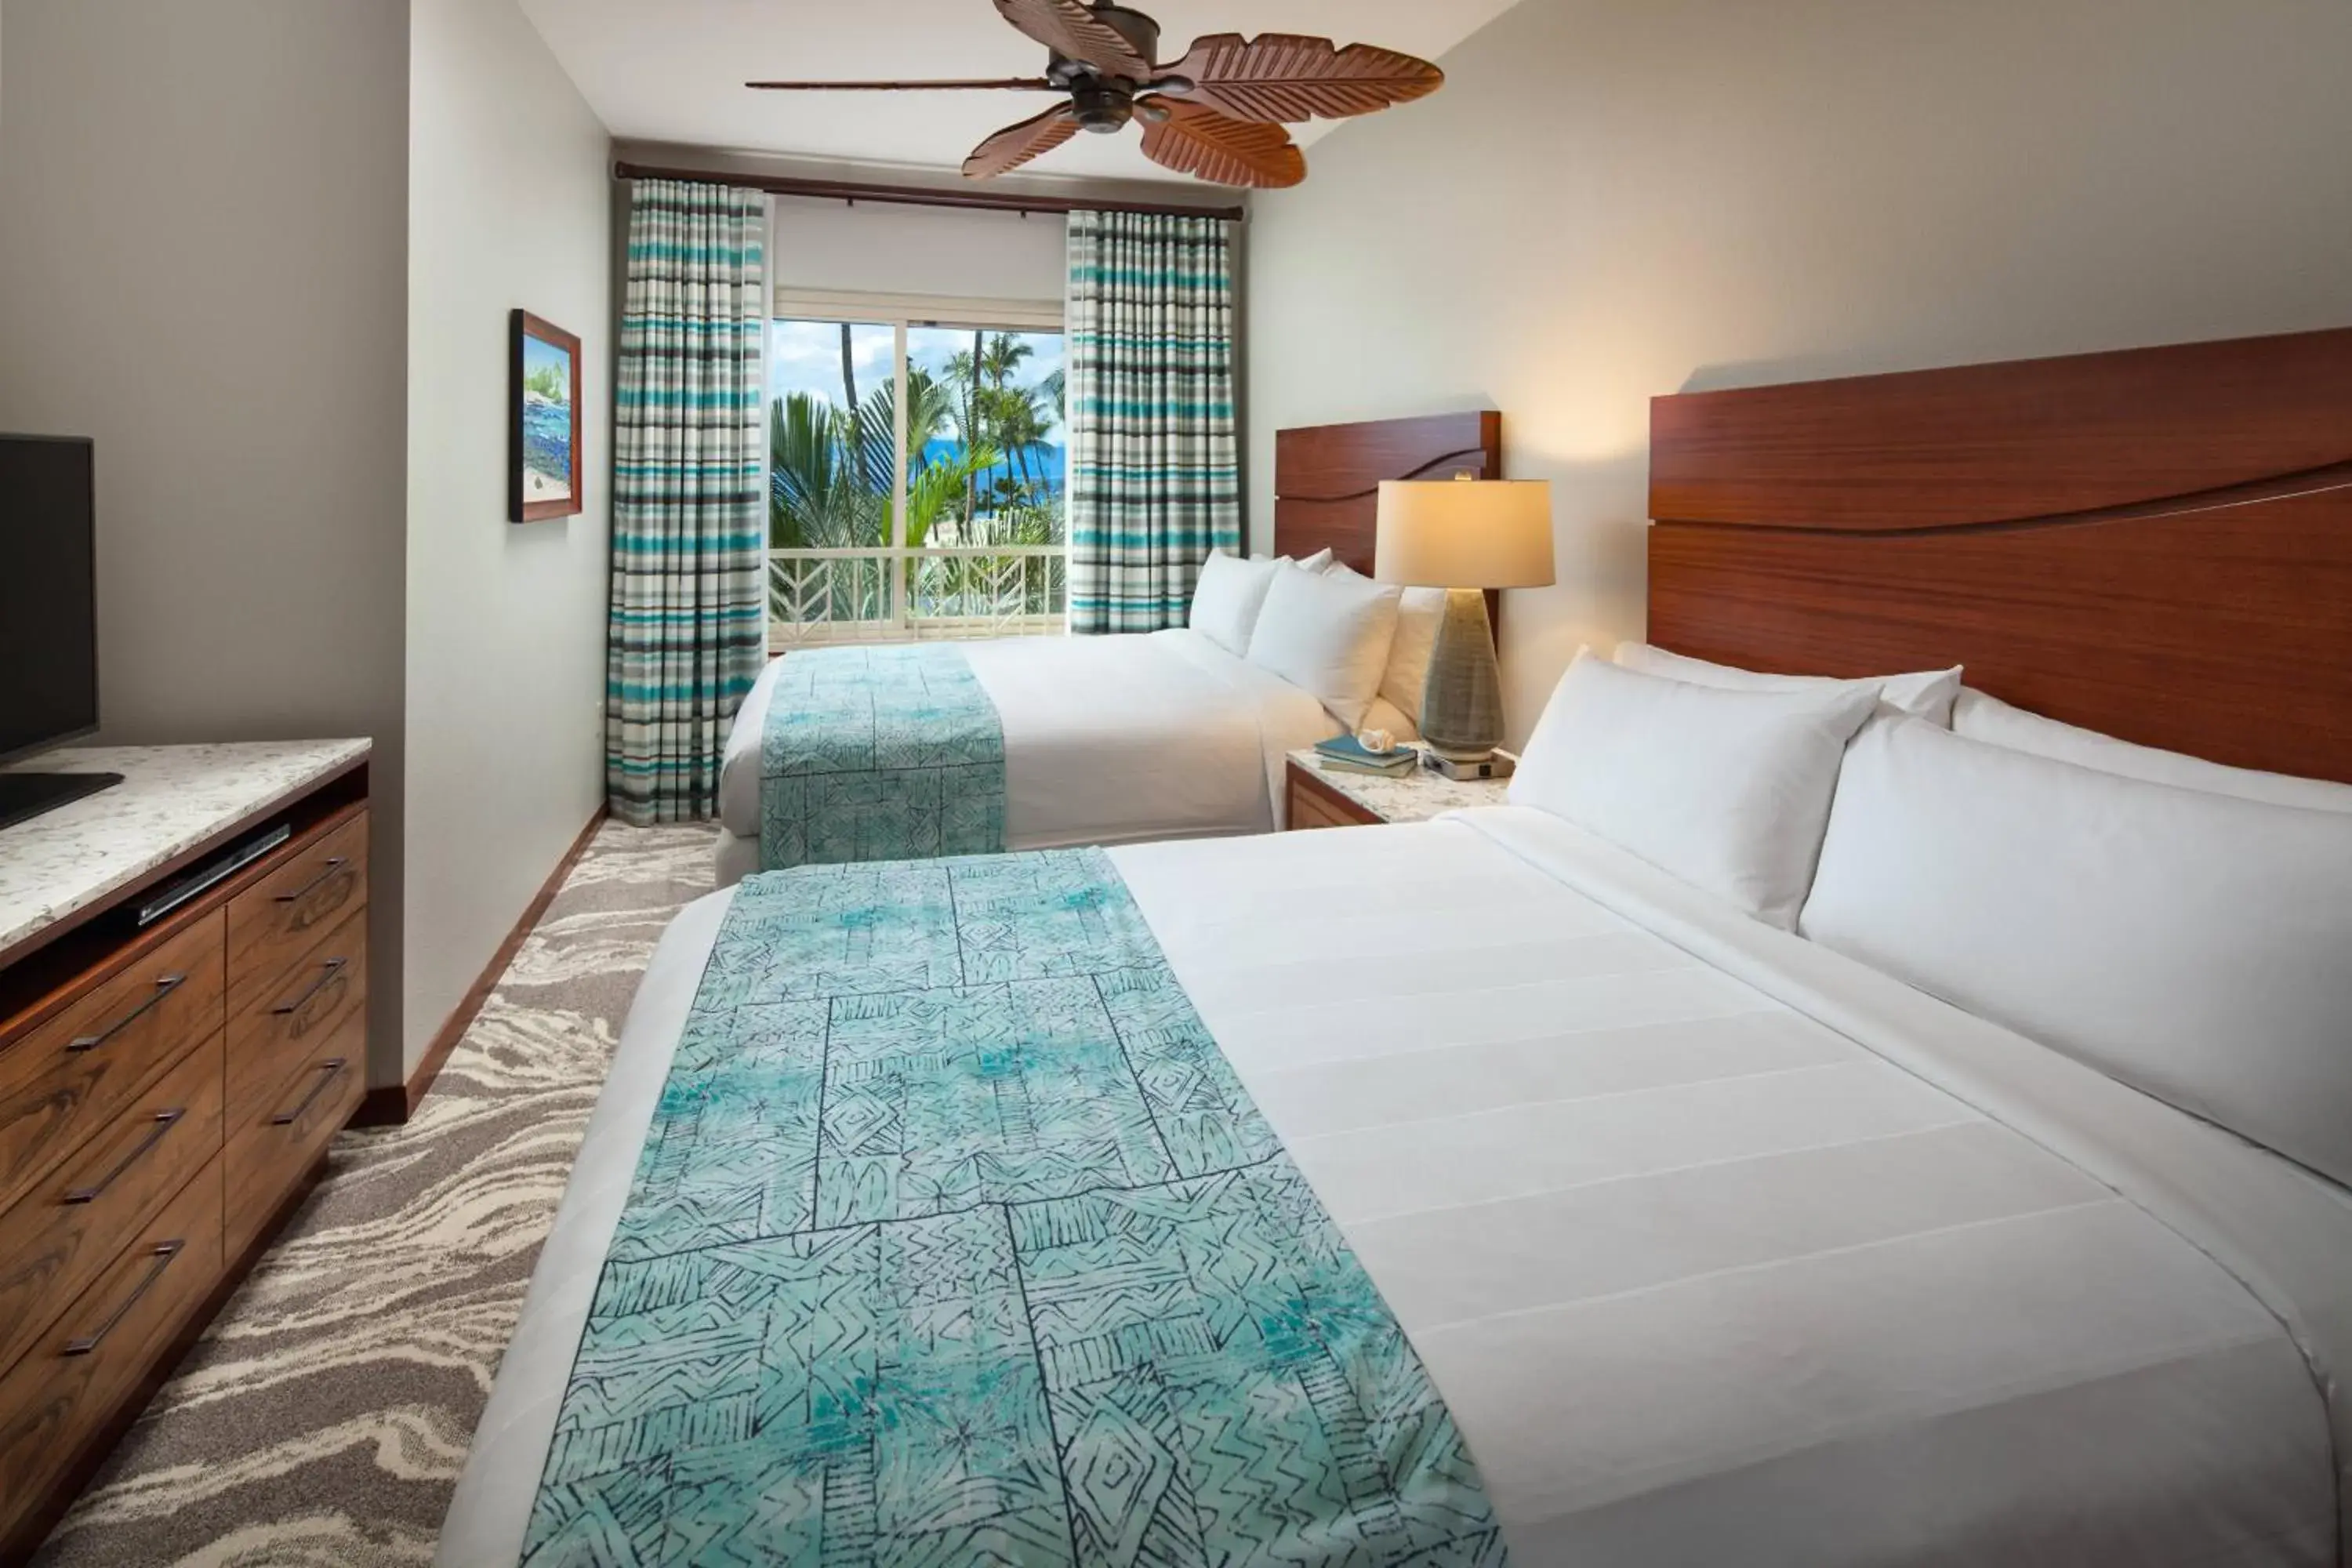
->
1284;745;1515;829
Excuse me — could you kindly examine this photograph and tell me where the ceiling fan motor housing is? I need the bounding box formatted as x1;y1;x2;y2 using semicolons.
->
1069;80;1134;132
1045;5;1160;132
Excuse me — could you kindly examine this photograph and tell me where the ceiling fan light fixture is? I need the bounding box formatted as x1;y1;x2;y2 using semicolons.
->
1069;80;1135;132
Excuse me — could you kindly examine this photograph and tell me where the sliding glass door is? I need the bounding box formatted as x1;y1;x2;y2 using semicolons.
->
767;294;1066;648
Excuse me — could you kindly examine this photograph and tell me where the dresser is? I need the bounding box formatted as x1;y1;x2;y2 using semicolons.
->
0;742;370;1560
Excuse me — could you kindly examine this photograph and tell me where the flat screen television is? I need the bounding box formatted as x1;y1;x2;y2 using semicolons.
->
0;434;122;831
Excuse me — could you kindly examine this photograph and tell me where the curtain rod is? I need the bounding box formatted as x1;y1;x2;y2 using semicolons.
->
612;161;1244;222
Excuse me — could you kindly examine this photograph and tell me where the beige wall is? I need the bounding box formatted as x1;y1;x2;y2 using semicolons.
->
404;0;612;1076
0;0;413;1078
770;193;1067;301
1247;0;2352;743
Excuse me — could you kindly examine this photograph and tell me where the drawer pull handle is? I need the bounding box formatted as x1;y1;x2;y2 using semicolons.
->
64;1240;185;1356
275;857;351;906
271;957;349;1017
67;975;188;1053
272;1057;348;1127
64;1109;187;1205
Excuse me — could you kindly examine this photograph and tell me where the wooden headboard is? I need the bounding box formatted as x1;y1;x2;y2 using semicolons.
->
1648;327;2352;784
1274;411;1502;571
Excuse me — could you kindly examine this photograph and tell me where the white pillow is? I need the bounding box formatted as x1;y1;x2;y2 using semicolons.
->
1295;546;1334;574
1380;587;1449;727
1321;561;1448;727
1800;716;2352;1188
1245;562;1403;730
1189;552;1282;656
1510;655;1880;927
1953;688;2352;812
1614;642;1963;726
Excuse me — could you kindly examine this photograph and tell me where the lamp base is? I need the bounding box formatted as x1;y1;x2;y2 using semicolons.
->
1421;750;1515;782
1418;588;1504;762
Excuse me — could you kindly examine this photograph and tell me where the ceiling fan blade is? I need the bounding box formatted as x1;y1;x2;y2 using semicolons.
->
747;77;1054;92
964;104;1083;180
1137;100;1305;189
994;0;1149;81
1160;33;1444;123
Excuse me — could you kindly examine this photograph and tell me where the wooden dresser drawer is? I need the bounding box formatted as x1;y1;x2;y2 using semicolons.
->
0;1033;223;1380
0;1154;223;1548
0;912;226;1220
227;809;368;1013
226;908;367;1120
224;1011;361;1261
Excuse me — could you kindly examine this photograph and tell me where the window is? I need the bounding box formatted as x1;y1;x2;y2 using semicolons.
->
767;289;1066;647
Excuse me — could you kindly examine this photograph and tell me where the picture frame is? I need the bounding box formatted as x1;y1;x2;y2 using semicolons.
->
510;310;582;523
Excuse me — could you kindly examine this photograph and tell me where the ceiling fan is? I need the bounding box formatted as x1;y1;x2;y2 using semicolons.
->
746;0;1445;190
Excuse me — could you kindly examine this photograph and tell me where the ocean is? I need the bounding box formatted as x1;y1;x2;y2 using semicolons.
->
919;439;1064;497
522;397;571;482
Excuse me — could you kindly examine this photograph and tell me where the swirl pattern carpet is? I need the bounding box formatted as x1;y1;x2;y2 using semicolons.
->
30;823;719;1568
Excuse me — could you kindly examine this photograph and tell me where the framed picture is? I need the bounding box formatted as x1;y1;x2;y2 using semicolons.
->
510;310;582;522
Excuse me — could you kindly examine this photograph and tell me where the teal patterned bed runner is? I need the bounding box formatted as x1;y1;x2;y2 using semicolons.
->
759;644;1007;870
523;849;1507;1566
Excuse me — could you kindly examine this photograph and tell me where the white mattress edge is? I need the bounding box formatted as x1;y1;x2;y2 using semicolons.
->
435;889;736;1568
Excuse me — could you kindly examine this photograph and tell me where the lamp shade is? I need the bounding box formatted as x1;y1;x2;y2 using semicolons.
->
1374;478;1556;589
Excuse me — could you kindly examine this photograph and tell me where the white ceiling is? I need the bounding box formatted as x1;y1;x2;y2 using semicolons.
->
517;0;1521;185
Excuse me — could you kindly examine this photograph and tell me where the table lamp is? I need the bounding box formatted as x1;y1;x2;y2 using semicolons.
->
1374;475;1555;775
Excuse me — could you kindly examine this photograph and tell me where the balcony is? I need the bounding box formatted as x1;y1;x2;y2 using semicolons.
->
768;546;1068;648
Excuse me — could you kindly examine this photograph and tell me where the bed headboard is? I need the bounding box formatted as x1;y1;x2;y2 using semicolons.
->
1648;327;2352;784
1274;411;1502;571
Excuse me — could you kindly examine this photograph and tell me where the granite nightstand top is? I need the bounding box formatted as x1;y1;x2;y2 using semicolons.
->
1286;744;1515;826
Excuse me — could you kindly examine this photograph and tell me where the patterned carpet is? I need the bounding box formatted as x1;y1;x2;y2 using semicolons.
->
31;822;720;1568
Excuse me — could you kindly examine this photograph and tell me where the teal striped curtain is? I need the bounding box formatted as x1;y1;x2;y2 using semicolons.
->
1065;211;1240;634
606;179;768;824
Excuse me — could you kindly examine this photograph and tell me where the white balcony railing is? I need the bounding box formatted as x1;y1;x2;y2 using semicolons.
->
768;546;1069;648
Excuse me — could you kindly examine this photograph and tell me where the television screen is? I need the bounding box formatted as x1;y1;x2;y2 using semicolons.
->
0;436;100;764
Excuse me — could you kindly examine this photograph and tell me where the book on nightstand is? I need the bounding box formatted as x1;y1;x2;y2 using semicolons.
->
1313;736;1418;778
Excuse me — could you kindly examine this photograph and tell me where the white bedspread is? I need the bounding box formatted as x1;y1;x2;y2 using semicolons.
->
442;810;2349;1567
717;630;1341;866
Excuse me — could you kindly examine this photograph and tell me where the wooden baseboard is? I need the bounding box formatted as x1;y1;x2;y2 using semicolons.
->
353;806;608;1127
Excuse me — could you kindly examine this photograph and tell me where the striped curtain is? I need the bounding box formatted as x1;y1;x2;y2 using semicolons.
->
1065;211;1241;634
606;179;768;824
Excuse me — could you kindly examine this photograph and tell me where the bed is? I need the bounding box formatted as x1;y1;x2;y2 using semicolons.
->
713;412;1504;885
443;328;2352;1566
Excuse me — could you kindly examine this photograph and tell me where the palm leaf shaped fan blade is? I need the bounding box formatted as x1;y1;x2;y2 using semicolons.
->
746;2;1444;190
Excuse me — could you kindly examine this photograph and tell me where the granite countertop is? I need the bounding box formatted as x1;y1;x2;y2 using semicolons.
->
1288;743;1515;825
0;740;371;959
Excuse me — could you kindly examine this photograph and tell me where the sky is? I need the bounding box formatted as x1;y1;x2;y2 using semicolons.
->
768;319;1064;445
522;332;572;396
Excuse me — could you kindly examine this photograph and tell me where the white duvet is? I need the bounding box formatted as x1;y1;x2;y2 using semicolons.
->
716;629;1348;881
444;808;2350;1566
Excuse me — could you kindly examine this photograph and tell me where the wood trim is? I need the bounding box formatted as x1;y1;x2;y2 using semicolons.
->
1646;326;2352;785
1273;411;1508;633
1285;760;1381;829
1650;327;2352;532
613;159;1245;223
510;310;584;524
353;807;608;1127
